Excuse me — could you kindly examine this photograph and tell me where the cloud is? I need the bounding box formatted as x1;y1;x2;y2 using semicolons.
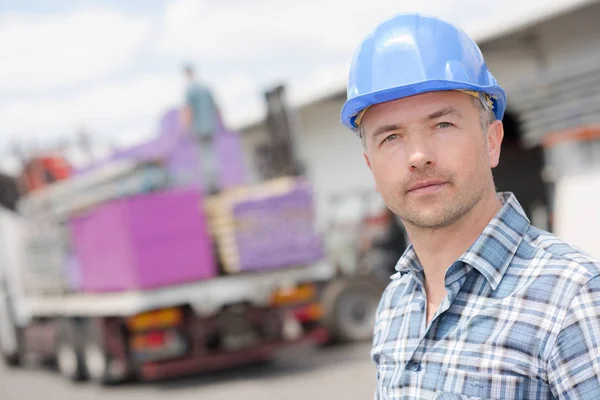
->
0;8;152;93
0;73;182;145
157;0;497;62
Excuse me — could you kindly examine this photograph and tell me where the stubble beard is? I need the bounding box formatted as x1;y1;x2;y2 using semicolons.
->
384;169;491;230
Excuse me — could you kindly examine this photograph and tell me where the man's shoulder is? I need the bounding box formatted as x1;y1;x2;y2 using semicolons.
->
518;224;600;284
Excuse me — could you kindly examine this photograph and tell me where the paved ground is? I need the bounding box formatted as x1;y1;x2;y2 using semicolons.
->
0;342;375;400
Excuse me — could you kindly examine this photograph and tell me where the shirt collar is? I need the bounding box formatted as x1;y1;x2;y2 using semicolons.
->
394;192;530;290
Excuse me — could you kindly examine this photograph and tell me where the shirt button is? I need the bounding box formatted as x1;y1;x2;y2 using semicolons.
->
408;361;421;372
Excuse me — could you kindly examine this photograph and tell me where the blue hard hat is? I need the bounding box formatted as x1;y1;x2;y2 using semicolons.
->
341;13;507;131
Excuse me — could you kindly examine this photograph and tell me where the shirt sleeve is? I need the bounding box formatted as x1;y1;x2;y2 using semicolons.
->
548;275;600;399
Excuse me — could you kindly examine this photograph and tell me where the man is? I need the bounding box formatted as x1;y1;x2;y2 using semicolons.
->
182;64;220;194
340;13;600;399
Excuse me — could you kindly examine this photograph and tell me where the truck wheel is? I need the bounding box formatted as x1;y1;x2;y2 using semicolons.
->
82;320;127;385
322;280;381;343
83;340;110;385
56;320;87;382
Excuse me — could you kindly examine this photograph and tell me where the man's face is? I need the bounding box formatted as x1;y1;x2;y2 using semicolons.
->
361;91;503;229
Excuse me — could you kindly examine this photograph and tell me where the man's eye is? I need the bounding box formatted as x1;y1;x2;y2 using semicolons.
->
437;122;454;129
383;134;398;142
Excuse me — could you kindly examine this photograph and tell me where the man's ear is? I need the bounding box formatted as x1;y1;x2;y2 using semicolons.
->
487;120;504;168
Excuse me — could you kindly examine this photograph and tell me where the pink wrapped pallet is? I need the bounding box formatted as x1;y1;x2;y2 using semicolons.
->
69;189;217;292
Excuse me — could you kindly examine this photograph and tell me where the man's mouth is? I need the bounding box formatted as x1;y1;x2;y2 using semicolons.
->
407;180;448;194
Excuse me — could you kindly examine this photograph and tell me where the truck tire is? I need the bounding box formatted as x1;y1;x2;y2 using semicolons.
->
56;320;87;382
81;319;127;386
322;279;381;343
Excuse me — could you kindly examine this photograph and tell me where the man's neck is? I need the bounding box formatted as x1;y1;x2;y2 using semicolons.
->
406;189;503;294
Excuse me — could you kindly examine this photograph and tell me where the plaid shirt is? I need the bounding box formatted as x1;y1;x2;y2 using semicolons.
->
372;192;600;399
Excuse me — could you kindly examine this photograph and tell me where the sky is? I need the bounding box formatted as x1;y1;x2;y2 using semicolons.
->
0;0;591;173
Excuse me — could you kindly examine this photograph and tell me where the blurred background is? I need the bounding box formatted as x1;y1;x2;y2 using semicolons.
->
1;0;600;399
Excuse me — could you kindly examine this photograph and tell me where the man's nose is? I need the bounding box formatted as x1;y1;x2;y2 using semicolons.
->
407;138;436;171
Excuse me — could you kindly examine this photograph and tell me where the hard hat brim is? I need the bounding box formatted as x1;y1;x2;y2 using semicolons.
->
341;79;507;131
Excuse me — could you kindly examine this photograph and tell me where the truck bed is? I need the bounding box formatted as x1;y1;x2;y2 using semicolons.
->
24;261;334;318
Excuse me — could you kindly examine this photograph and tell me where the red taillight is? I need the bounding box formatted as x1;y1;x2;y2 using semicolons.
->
294;303;324;323
131;330;186;362
145;331;166;347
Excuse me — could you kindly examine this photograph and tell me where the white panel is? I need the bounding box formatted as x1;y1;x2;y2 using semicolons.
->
553;167;600;259
296;98;378;228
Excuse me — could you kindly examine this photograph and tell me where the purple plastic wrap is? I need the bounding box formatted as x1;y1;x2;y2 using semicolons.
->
76;108;246;191
231;184;324;272
69;189;217;292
